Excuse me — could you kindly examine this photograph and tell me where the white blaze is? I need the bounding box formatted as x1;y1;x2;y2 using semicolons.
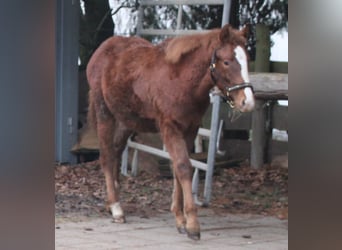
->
234;46;254;109
234;46;250;83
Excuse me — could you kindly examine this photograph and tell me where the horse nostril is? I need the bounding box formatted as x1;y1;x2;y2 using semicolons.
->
242;99;246;106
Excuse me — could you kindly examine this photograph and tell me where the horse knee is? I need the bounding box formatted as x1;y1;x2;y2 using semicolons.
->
175;163;192;181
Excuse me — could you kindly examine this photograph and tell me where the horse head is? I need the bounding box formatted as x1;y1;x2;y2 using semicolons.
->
210;24;255;112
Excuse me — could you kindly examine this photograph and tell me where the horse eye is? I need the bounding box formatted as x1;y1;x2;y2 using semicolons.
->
224;61;229;66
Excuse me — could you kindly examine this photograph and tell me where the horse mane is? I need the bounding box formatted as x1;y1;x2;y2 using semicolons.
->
164;26;247;64
164;30;220;64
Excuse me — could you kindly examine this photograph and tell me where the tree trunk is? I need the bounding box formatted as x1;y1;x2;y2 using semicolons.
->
79;0;114;68
229;0;240;28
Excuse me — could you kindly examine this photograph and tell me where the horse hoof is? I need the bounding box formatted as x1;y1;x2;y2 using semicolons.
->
177;226;187;234
112;216;126;224
187;230;201;241
109;202;125;223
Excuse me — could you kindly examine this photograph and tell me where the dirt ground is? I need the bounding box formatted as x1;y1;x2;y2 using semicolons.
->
55;158;288;222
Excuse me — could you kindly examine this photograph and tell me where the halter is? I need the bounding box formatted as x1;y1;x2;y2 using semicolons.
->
210;49;254;108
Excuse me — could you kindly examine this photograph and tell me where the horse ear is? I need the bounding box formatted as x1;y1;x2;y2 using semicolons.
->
219;24;232;43
240;24;250;39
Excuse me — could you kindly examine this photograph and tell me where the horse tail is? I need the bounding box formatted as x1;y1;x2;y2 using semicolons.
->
87;90;97;130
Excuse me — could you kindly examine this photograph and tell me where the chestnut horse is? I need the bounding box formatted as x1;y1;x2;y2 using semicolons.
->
87;24;255;240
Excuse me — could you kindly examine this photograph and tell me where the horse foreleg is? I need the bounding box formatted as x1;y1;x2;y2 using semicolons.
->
171;175;186;234
171;127;199;235
172;151;200;240
162;124;200;240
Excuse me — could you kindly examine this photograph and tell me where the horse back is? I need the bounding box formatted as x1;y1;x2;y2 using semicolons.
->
86;36;151;89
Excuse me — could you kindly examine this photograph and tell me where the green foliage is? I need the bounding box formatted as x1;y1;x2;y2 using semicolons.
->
142;4;222;30
78;0;287;64
140;0;287;59
239;0;288;59
140;4;223;42
240;0;288;33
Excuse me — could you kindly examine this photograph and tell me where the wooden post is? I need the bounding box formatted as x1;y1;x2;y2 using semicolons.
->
255;23;270;72
251;100;267;168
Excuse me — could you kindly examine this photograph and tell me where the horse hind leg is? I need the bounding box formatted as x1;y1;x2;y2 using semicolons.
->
96;117;122;222
95;100;132;223
109;121;132;222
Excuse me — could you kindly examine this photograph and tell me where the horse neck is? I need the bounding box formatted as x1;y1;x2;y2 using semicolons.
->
190;41;219;103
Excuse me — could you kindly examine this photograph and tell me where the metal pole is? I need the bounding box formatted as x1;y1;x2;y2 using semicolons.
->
192;168;201;205
176;4;183;30
126;139;208;171
121;145;129;176
203;93;221;205
136;5;143;36
221;0;231;26
131;149;139;176
56;0;79;164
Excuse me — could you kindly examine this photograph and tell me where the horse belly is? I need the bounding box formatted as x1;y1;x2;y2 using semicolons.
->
116;111;158;133
106;93;157;132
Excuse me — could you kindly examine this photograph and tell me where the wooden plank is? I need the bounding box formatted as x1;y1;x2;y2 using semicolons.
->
270;61;288;73
141;0;224;6
272;105;288;131
249;73;288;100
254;91;288;100
71;124;99;153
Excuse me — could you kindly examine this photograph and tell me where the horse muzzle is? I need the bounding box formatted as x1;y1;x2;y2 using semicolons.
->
223;83;255;112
